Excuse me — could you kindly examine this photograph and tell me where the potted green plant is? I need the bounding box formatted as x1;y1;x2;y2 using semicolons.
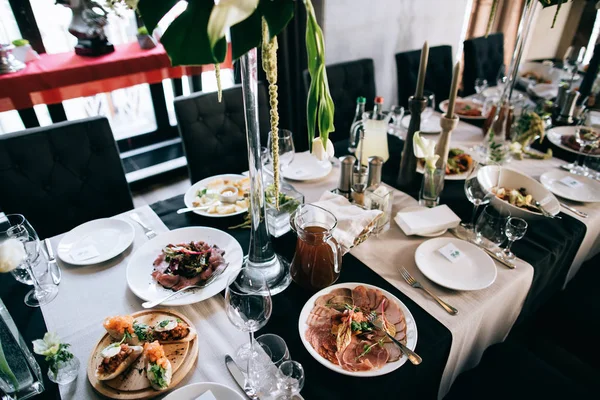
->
136;26;156;49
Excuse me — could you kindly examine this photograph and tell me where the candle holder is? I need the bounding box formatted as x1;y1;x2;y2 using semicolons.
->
397;96;427;190
435;114;459;171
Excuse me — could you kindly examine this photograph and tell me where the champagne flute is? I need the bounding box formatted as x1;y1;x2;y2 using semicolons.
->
503;217;528;261
225;267;272;396
1;214;58;307
268;129;295;174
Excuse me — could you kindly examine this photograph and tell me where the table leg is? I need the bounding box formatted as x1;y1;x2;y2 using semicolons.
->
149;83;170;129
189;74;202;93
47;103;67;123
172;78;184;97
18;108;40;128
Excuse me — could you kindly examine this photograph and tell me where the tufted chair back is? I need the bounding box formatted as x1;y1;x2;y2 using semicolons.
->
0;117;133;239
395;45;453;109
174;83;270;184
303;59;376;143
463;33;505;96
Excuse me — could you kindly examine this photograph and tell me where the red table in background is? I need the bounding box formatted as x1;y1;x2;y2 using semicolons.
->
0;42;233;112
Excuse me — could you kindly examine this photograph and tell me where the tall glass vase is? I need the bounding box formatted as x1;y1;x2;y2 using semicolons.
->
484;0;538;144
239;48;291;295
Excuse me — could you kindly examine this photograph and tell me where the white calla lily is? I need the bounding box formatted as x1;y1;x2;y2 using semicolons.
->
207;0;259;48
413;132;439;170
0;238;26;273
32;332;61;356
311;137;335;161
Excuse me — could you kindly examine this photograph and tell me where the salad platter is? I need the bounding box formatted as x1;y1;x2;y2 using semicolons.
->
88;309;198;399
298;282;417;377
126;227;243;306
417;147;474;180
183;174;250;217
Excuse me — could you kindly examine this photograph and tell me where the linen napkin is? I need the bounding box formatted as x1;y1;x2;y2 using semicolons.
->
528;83;558;100
313;192;383;254
394;205;460;236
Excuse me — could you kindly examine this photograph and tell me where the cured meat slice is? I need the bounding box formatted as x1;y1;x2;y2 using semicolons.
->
306;305;338;328
358;340;389;369
352;286;371;310
315;294;335;307
383;342;402;362
384;298;404;324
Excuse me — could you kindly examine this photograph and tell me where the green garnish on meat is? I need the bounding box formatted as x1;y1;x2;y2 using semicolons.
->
133;321;153;341
158;320;170;328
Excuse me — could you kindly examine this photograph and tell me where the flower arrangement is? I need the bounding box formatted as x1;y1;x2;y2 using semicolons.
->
0;238;26;273
32;332;74;375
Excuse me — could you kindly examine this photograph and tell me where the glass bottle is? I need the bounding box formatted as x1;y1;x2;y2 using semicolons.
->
372;96;385;120
364;156;393;234
348;97;366;153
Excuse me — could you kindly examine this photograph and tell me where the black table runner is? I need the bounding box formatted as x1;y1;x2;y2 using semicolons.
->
151;195;452;400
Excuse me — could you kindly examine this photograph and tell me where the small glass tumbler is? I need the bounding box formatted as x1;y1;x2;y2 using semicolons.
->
47;357;79;385
419;168;445;208
364;185;393;234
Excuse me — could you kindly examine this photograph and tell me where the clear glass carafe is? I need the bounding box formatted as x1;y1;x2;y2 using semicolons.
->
350;111;391;165
289;205;342;291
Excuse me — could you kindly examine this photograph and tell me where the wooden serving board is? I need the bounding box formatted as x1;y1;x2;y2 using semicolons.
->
87;309;199;399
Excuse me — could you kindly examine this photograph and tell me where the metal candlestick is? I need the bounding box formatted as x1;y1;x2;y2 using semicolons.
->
435;114;459;171
397;96;427;189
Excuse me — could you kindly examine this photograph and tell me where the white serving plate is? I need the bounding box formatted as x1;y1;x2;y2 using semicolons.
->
478;165;560;221
415;237;497;291
439;98;486;120
163;382;245;400
547;126;600;158
416;145;472;181
540;169;600;203
401;113;442;133
184;174;248;218
126;227;243;306
57;218;134;265
298;282;418;377
281;151;332;181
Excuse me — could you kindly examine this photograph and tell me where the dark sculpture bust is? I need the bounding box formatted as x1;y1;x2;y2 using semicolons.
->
57;0;115;56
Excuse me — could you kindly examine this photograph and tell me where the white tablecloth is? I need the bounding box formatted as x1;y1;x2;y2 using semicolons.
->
41;205;247;399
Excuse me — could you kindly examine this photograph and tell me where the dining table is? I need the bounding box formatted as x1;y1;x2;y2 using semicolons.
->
1;110;598;400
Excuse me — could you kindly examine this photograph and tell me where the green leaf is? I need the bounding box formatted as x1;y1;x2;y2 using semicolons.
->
306;65;322;149
230;10;261;60
160;0;227;65
137;0;179;34
261;0;295;40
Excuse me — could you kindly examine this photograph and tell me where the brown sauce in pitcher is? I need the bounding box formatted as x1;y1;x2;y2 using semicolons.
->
290;226;342;291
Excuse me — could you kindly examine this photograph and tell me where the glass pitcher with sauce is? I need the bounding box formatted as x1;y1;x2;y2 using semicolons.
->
289;205;342;291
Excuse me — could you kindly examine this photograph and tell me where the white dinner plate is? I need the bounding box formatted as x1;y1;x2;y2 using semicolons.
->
396;206;447;237
540;169;600;203
57;218;135;265
282;151;332;181
184;174;248;218
415;237;497;291
163;382;245;400
298;282;418;377
126;227;243;305
547;126;600;158
401;113;441;133
439;98;486;120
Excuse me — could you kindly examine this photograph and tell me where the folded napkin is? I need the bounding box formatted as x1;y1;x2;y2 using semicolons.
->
528;83;558;100
394;205;460;236
313;192;383;254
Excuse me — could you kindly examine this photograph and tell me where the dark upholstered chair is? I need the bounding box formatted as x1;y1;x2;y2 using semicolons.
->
395;45;453;109
174;83;270;184
303;58;376;143
579;43;600;100
463;33;505;96
0;117;133;239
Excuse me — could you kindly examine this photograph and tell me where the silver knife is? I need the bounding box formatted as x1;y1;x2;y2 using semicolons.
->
225;355;305;400
449;229;516;269
44;238;61;285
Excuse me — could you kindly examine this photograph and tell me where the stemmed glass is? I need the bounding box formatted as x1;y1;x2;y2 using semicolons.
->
276;360;305;399
563;45;586;86
387;105;405;138
225;267;272;396
474;78;489;103
421;91;435;123
461;161;495;239
572;126;600;176
475;205;509;253
503;217;528;261
267;129;295;175
496;64;507;93
1;214;58;307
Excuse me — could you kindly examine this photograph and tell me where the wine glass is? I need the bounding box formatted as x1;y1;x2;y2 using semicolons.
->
225;267;272;396
1;214;58;307
421;91;435;123
474;78;489;103
563;45;586;85
387;105;405;138
461;161;495;239
503;217;528;261
276;360;305;399
496;64;507;92
475;205;509;253
268;129;295;173
573;126;600;176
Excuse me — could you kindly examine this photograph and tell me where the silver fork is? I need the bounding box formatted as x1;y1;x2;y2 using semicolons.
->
129;212;157;239
366;313;422;365
142;263;229;308
399;267;458;315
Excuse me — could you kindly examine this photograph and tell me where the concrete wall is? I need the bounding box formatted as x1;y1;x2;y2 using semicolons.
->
323;0;472;107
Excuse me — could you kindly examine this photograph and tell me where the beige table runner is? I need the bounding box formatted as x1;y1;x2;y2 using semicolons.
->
41;205;247;399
